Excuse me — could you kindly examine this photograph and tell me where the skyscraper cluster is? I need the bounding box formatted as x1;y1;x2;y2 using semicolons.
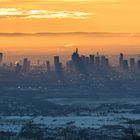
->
119;53;140;70
0;50;140;79
15;58;31;73
66;48;109;75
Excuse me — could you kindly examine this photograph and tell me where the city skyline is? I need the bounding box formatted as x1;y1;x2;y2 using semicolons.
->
1;49;140;68
1;50;140;67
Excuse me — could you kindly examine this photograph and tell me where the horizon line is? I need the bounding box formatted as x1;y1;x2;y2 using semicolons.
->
0;32;140;36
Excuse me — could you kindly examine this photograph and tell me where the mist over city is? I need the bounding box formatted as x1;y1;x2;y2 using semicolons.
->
0;0;140;139
0;49;140;139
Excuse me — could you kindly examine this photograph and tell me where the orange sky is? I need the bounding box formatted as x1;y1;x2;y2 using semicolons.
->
0;0;140;56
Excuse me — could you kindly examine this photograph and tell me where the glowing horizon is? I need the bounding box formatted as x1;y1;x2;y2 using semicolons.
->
0;0;140;55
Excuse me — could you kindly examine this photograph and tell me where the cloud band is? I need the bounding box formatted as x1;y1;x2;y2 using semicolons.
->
0;8;93;19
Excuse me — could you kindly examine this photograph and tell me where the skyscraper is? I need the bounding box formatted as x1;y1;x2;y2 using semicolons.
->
95;52;100;67
137;59;140;69
72;48;79;63
123;60;128;69
101;55;109;67
71;48;87;74
23;58;30;73
0;53;3;64
89;55;94;65
16;63;22;73
72;48;80;72
54;56;63;77
130;58;135;68
119;53;124;67
46;60;51;73
54;56;59;66
101;55;106;65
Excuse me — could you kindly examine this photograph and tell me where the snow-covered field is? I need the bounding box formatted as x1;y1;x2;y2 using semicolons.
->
33;114;138;128
46;97;140;105
0;98;140;133
0;112;140;132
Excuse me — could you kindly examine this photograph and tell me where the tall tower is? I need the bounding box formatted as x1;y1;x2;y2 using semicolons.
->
72;48;79;62
89;55;94;64
0;53;3;64
71;48;81;72
76;48;78;53
23;58;30;73
119;53;124;67
54;56;60;67
123;60;128;69
46;61;51;73
95;52;100;67
54;56;63;77
137;59;140;69
130;58;135;68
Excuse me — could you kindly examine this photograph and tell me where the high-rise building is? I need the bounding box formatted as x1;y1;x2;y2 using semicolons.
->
23;58;30;73
85;57;89;65
89;55;94;65
123;60;128;69
105;58;109;66
119;53;124;67
137;59;140;69
16;63;22;73
0;53;3;64
81;55;86;63
101;55;106;65
72;48;79;63
101;55;109;67
46;61;51;72
54;56;63;76
71;48;82;73
95;52;100;67
130;58;135;68
54;56;59;66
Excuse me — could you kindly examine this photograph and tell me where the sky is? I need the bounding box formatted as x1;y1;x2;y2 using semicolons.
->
0;0;140;58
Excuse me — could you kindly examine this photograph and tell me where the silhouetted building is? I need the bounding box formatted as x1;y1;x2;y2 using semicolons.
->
105;58;109;66
100;55;109;68
95;52;100;67
23;58;30;73
81;55;89;65
46;61;51;73
72;48;79;63
72;48;80;72
101;55;106;65
85;57;89;65
16;63;22;73
54;56;63;77
137;59;140;69
119;53;124;67
81;55;86;63
123;60;128;69
89;55;94;65
0;53;3;64
54;56;59;66
66;60;74;73
130;58;135;68
71;48;87;74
